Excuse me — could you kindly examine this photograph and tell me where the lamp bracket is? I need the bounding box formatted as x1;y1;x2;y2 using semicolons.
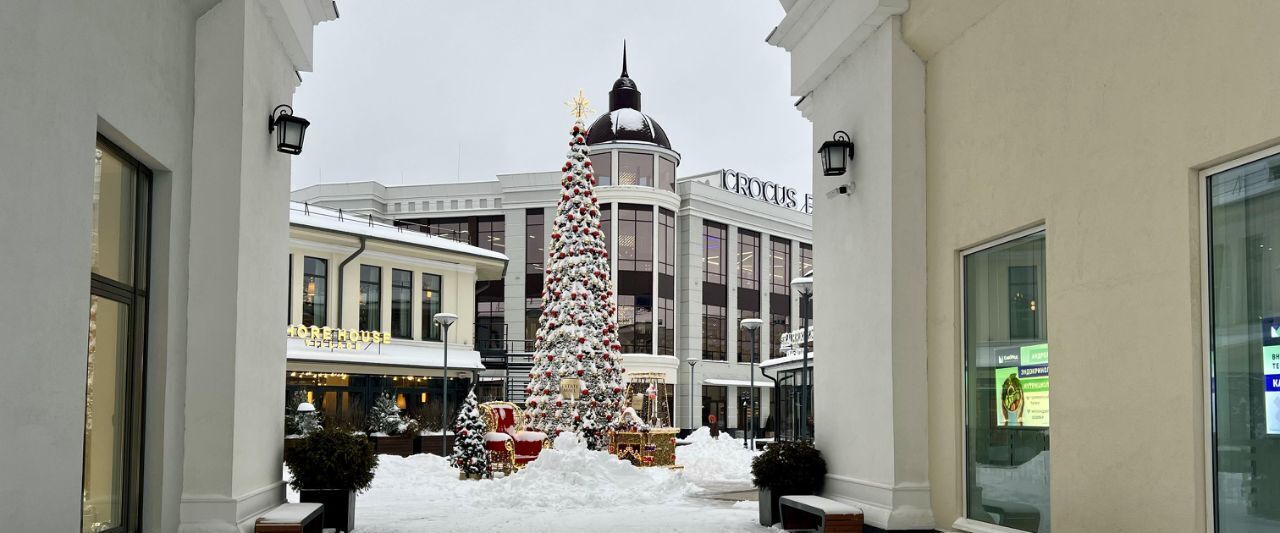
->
269;104;295;132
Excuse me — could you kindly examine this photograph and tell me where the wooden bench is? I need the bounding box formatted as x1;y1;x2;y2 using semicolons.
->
779;495;863;532
254;502;325;533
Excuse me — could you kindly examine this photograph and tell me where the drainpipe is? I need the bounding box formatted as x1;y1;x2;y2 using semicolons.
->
760;366;780;443
336;236;367;328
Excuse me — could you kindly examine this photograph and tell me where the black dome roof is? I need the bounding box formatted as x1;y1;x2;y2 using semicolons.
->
585;45;673;150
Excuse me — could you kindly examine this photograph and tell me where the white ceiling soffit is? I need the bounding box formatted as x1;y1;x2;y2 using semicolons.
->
766;0;909;96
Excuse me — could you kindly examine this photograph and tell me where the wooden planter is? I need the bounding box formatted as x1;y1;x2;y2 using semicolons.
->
299;488;355;533
416;434;456;457
369;434;415;457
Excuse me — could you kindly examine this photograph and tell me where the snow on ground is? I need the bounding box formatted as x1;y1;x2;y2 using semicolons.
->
286;431;767;533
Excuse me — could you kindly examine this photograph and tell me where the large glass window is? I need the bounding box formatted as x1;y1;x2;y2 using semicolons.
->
703;304;727;361
800;242;813;276
390;269;412;339
770;312;790;359
591;153;612;186
427;218;469;244
739;230;760;291
618;205;653;272
703;385;727;429
658;296;675;356
84;140;150;533
360;265;381;331
526;208;544;274
618;152;654;186
771;237;791;294
738;309;760;363
659;157;676;192
964;230;1049;533
477;216;504;252
704;222;728;285
422;274;443;341
601;204;612;256
302;257;328;327
618;294;652;353
658;209;675;277
1209;151;1280;532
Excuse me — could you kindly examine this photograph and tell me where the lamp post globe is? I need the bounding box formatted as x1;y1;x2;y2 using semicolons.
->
740;318;763;449
433;312;458;456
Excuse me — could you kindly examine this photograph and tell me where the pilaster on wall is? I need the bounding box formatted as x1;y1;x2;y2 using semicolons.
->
182;0;309;530
797;16;931;531
503;208;527;341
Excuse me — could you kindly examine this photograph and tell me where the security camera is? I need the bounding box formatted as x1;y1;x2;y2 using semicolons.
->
825;183;853;199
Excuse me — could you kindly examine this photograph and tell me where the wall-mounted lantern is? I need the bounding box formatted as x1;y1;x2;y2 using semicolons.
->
269;104;310;155
818;130;854;176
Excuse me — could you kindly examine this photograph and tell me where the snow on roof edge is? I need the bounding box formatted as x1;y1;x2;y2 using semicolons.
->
289;201;508;263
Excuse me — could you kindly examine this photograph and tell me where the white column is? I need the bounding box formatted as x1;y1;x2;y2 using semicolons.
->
677;214;703;428
503;207;526;343
759;232;773;362
803;17;930;529
727;227;740;363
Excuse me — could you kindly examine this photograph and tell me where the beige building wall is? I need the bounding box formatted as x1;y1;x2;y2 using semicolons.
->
906;1;1280;531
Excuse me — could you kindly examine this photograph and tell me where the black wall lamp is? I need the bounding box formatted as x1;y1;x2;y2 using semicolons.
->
818;130;854;176
269;104;310;155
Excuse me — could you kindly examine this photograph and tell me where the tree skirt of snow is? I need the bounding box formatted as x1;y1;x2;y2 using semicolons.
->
286;432;767;532
676;427;759;488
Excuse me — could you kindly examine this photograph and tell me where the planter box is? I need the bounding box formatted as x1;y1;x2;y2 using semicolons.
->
369;434;414;457
299;488;355;533
417;434;456;457
759;487;810;527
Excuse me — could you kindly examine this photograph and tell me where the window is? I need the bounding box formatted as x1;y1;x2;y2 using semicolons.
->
658;209;675;276
703;385;727;429
428;218;468;244
657;296;675;356
618;204;653;272
964;230;1049;532
477;216;504;252
84;139;150;533
739;230;760;291
770;237;791;294
302;257;328;327
591;153;612;186
422;274;443;341
659;157;676;192
360;265;381;331
617;295;652;353
476;300;504;350
703;304;727;361
704;222;728;285
526;208;544;274
1208;151;1280;532
391;269;412;339
800;243;814;321
770;312;790;359
618;152;654;186
525;297;542;348
601;204;612;255
737;309;760;363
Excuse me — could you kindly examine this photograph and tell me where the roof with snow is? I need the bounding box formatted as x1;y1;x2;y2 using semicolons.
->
586;44;673;150
289;201;509;264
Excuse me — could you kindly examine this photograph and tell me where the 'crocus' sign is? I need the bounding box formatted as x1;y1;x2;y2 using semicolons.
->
720;169;813;214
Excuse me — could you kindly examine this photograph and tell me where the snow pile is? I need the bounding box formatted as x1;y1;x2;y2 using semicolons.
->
677;427;759;487
487;432;693;508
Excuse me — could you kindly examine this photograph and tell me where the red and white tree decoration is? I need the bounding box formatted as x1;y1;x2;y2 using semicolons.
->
523;116;626;449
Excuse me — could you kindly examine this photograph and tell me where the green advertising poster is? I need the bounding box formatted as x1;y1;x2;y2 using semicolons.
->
995;343;1049;428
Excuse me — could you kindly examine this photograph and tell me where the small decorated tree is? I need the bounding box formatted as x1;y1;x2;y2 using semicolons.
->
450;388;489;478
367;392;406;436
286;390;322;437
524;114;627;450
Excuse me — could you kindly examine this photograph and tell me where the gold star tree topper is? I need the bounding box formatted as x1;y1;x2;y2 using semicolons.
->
565;89;594;119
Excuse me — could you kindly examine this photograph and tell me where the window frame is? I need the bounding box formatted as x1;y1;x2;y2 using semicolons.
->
422;273;444;342
359;264;382;331
302;256;328;327
1199;143;1280;533
84;136;152;533
390;268;413;339
958;224;1048;533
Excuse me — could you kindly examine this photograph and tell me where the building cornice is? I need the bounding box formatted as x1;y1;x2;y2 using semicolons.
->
767;0;908;96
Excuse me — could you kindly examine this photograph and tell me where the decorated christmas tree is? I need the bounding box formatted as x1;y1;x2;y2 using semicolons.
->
450;388;489;477
524;100;627;449
368;392;406;436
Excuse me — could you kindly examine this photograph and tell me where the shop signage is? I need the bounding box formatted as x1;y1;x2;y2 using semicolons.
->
287;324;391;350
1261;317;1280;434
994;343;1050;428
720;169;813;214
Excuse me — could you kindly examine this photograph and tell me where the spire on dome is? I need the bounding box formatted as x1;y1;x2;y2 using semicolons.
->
609;42;641;112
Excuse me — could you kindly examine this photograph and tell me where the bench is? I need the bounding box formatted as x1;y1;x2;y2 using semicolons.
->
254;502;325;533
779;495;863;532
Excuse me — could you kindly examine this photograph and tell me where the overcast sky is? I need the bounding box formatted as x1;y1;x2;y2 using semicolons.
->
290;0;812;193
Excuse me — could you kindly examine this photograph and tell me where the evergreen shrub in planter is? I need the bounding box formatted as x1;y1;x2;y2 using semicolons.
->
751;440;827;527
285;426;378;533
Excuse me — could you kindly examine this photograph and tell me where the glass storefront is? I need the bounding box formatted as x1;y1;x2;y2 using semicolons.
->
286;372;471;432
1209;150;1280;532
964;230;1050;533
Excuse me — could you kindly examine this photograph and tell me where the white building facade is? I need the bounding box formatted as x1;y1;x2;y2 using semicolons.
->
292;56;812;435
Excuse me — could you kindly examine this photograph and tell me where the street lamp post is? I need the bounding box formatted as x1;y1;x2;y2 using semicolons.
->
740;318;763;450
791;277;813;441
433;312;458;456
687;360;699;433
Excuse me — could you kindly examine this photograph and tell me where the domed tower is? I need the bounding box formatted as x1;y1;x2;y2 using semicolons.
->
584;44;681;387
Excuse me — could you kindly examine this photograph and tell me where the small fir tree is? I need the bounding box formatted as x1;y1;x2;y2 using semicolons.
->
449;388;489;477
524;118;627;449
285;390;321;437
368;392;405;436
